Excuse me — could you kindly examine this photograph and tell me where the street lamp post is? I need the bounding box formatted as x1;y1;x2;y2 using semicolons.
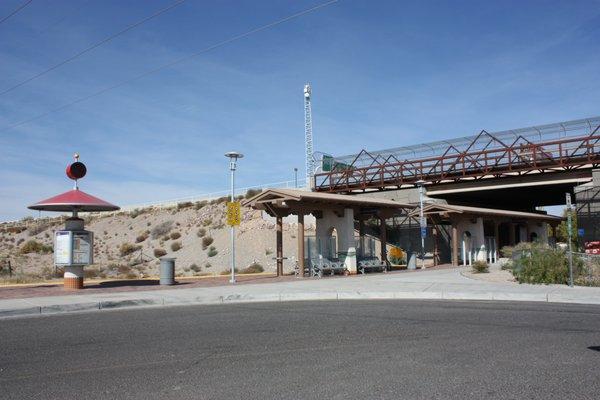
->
225;151;243;284
416;180;426;269
294;168;298;188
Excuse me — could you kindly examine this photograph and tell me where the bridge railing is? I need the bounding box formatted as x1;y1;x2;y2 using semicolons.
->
314;133;600;192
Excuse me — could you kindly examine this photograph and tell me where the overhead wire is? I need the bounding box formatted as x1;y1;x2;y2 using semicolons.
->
0;0;33;25
0;0;188;96
0;0;339;134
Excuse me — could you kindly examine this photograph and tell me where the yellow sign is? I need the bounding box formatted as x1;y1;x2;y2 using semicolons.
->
226;201;241;226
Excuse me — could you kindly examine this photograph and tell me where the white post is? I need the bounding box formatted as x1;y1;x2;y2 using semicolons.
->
230;164;236;284
225;152;243;284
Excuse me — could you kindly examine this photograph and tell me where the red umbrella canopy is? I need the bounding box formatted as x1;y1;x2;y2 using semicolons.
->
28;189;120;212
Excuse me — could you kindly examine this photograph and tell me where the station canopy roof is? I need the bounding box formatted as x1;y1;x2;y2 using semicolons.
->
28;189;120;212
243;188;414;217
409;203;562;223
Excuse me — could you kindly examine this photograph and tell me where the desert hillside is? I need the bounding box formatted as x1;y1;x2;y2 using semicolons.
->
0;197;312;283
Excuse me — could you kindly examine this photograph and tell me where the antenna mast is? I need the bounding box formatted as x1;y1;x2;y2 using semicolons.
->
304;83;314;186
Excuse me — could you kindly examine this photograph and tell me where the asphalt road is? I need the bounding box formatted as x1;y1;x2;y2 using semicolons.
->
1;300;600;400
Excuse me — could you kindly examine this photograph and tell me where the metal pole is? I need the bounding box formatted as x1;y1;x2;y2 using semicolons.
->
566;193;573;287
418;182;425;269
294;168;298;188
230;160;236;284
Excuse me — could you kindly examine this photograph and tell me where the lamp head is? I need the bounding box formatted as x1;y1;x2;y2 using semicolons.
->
224;151;244;160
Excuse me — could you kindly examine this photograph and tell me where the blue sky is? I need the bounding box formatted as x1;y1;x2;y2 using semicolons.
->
1;0;599;220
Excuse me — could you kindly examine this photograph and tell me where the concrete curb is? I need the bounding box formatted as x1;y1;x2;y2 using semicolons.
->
1;288;600;319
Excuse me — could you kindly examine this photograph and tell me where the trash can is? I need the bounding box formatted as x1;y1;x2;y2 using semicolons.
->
160;257;176;285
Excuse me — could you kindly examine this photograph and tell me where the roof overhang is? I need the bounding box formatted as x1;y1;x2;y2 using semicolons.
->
243;188;414;217
408;203;562;223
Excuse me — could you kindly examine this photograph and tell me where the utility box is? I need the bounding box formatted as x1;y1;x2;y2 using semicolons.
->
54;230;94;266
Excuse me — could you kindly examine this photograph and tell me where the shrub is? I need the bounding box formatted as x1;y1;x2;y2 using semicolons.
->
170;232;181;240
220;268;239;275
471;260;489;273
500;261;513;271
202;219;212;227
119;243;141;257
197;228;206;238
202;236;214;250
241;263;264;274
389;247;405;265
205;262;212;269
154;248;167;258
194;200;208;210
20;240;52;254
245;188;262;198
27;222;49;236
171;241;182;252
190;263;201;273
135;232;149;243
265;248;273;255
151;220;173;239
512;245;584;285
207;246;218;257
177;201;194;210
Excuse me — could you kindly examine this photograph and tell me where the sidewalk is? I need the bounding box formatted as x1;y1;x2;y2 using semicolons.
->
2;267;600;318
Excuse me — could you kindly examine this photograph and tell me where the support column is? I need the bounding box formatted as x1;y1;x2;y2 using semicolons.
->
379;215;387;263
509;223;516;246
433;224;439;266
451;223;459;266
64;266;84;289
297;214;305;277
358;217;365;259
276;216;283;276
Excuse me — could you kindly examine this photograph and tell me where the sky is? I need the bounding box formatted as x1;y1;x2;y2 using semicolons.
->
1;0;600;221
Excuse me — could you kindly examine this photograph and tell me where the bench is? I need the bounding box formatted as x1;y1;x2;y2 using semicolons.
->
358;258;387;274
310;258;349;278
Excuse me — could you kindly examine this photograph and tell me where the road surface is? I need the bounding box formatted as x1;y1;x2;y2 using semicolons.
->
1;300;599;399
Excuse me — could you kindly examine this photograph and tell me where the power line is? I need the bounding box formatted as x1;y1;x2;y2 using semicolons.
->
0;0;33;25
0;0;339;134
0;0;187;96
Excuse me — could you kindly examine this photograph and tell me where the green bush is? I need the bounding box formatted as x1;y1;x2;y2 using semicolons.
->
241;263;264;274
119;243;141;257
207;246;218;257
170;232;181;240
512;245;584;285
196;228;206;238
202;219;212;227
154;248;167;258
171;241;182;252
202;236;214;250
20;240;52;254
471;260;489;273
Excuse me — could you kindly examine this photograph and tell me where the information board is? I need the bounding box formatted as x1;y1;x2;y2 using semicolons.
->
73;232;93;264
54;231;72;265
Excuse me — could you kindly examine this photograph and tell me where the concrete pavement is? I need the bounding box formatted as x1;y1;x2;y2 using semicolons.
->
2;267;600;318
2;300;600;399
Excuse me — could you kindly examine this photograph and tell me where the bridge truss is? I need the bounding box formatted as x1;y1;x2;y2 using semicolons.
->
314;116;600;193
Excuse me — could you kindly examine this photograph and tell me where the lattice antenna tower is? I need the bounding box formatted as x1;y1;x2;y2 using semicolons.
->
304;83;314;185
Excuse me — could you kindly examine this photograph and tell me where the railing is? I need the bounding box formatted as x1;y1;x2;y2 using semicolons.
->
315;133;600;192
